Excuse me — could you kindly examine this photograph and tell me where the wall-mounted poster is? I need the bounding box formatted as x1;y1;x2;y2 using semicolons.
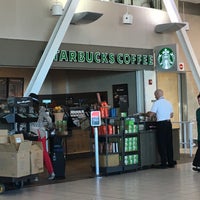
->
112;84;128;112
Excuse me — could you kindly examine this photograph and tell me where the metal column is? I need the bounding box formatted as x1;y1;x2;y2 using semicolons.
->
24;0;80;96
163;0;200;91
136;71;145;113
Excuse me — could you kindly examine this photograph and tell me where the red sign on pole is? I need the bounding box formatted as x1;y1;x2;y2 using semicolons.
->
90;111;101;127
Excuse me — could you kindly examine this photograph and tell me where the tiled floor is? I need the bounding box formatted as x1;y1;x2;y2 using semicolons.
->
0;154;200;200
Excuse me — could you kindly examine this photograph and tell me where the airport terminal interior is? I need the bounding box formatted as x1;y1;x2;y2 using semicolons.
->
0;0;200;199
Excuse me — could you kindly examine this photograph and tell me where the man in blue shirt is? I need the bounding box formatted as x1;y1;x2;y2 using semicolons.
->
148;89;174;168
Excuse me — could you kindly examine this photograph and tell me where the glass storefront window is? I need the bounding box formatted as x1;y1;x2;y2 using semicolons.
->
0;78;24;100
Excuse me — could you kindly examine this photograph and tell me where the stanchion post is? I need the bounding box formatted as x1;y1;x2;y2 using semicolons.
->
183;122;187;153
188;121;194;157
94;127;100;176
90;111;101;177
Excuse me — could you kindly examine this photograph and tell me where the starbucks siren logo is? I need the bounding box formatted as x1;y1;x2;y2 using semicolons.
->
157;47;175;69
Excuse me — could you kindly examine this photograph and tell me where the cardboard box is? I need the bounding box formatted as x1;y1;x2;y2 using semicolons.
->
0;129;9;144
99;154;120;167
30;141;44;174
9;134;24;150
0;129;8;136
0;141;32;177
0;136;9;144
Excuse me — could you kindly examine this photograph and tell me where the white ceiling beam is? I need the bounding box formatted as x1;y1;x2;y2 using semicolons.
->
24;0;80;96
163;0;200;91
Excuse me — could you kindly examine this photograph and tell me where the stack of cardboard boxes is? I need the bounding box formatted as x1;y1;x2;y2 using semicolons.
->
0;130;43;178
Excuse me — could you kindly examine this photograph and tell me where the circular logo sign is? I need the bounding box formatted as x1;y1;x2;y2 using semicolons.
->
157;47;175;70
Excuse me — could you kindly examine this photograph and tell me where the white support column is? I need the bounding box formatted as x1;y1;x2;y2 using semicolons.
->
143;70;157;112
136;71;144;113
24;0;80;96
163;0;200;91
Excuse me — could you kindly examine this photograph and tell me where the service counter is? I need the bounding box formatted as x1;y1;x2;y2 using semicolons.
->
65;128;90;155
140;128;180;167
51;127;90;157
54;122;180;169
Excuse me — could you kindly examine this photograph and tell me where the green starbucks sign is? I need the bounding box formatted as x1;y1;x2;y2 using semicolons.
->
155;44;177;71
54;50;154;67
157;47;175;69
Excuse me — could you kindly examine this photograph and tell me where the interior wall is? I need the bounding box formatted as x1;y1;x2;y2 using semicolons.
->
49;70;137;114
0;67;137;114
143;70;157;112
157;72;179;128
0;0;175;49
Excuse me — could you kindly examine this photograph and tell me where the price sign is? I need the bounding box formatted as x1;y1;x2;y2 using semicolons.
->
90;111;101;127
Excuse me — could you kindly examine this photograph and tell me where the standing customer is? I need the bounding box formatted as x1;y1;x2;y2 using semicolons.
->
192;93;200;171
29;93;55;180
147;89;174;168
